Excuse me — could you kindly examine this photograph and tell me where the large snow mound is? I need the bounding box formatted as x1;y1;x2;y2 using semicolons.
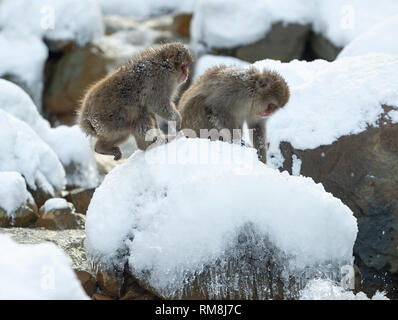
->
0;172;30;215
0;109;65;195
0;80;99;188
86;138;357;297
299;279;388;300
99;0;195;17
250;54;398;168
0;0;103;46
191;0;398;49
0;234;88;299
338;15;398;58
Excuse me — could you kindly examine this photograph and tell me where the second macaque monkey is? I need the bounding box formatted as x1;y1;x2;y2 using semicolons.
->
78;42;193;160
178;66;290;163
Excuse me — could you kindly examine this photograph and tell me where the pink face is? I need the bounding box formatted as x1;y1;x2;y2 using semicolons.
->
179;64;189;83
258;103;278;118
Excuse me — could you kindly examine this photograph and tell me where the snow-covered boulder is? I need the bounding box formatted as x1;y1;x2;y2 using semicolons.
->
0;109;65;206
0;0;103;48
192;0;398;50
36;198;85;231
85;138;357;299
250;53;398;297
299;279;388;300
0;80;99;188
0;234;88;299
338;15;398;58
0;172;38;227
99;0;195;18
191;0;398;61
43;29;159;119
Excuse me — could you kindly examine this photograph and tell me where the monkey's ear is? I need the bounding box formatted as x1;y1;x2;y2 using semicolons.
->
258;78;271;89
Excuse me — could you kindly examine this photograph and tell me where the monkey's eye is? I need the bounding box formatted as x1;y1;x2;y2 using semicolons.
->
259;78;271;89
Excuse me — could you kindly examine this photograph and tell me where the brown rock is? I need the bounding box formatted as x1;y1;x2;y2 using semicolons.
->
65;188;95;214
0;201;38;228
279;108;398;298
28;181;58;209
74;269;97;297
36;200;85;230
173;13;193;38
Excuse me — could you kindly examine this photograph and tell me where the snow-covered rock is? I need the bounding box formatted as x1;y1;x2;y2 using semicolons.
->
0;234;88;299
85;138;357;299
193;54;249;80
99;0;195;18
0;0;104;105
0;35;48;106
0;172;38;227
251;53;398;297
191;0;398;50
299;279;388;300
338;15;398;58
0;80;99;188
249;54;398;168
0;109;65;197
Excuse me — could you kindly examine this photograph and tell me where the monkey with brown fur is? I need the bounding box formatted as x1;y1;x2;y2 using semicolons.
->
78;42;193;160
178;65;290;163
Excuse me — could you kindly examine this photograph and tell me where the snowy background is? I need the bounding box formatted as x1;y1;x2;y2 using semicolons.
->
0;0;397;300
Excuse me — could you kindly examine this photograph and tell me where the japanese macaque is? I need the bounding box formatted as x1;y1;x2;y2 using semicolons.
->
178;66;290;163
77;42;193;160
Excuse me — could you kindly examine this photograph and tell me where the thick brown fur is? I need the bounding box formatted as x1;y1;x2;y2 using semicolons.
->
77;42;193;160
179;65;290;163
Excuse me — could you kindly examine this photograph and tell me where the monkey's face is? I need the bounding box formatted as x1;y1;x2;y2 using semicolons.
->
252;71;290;119
162;43;193;84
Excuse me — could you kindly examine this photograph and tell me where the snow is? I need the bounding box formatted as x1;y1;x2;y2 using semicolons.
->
0;80;99;188
0;109;65;195
85;137;357;298
43;198;69;213
0;34;48;106
193;54;250;80
0;172;30;215
291;155;302;176
339;15;398;58
299;279;389;300
250;54;398;168
99;0;196;17
191;0;398;50
0;234;88;299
